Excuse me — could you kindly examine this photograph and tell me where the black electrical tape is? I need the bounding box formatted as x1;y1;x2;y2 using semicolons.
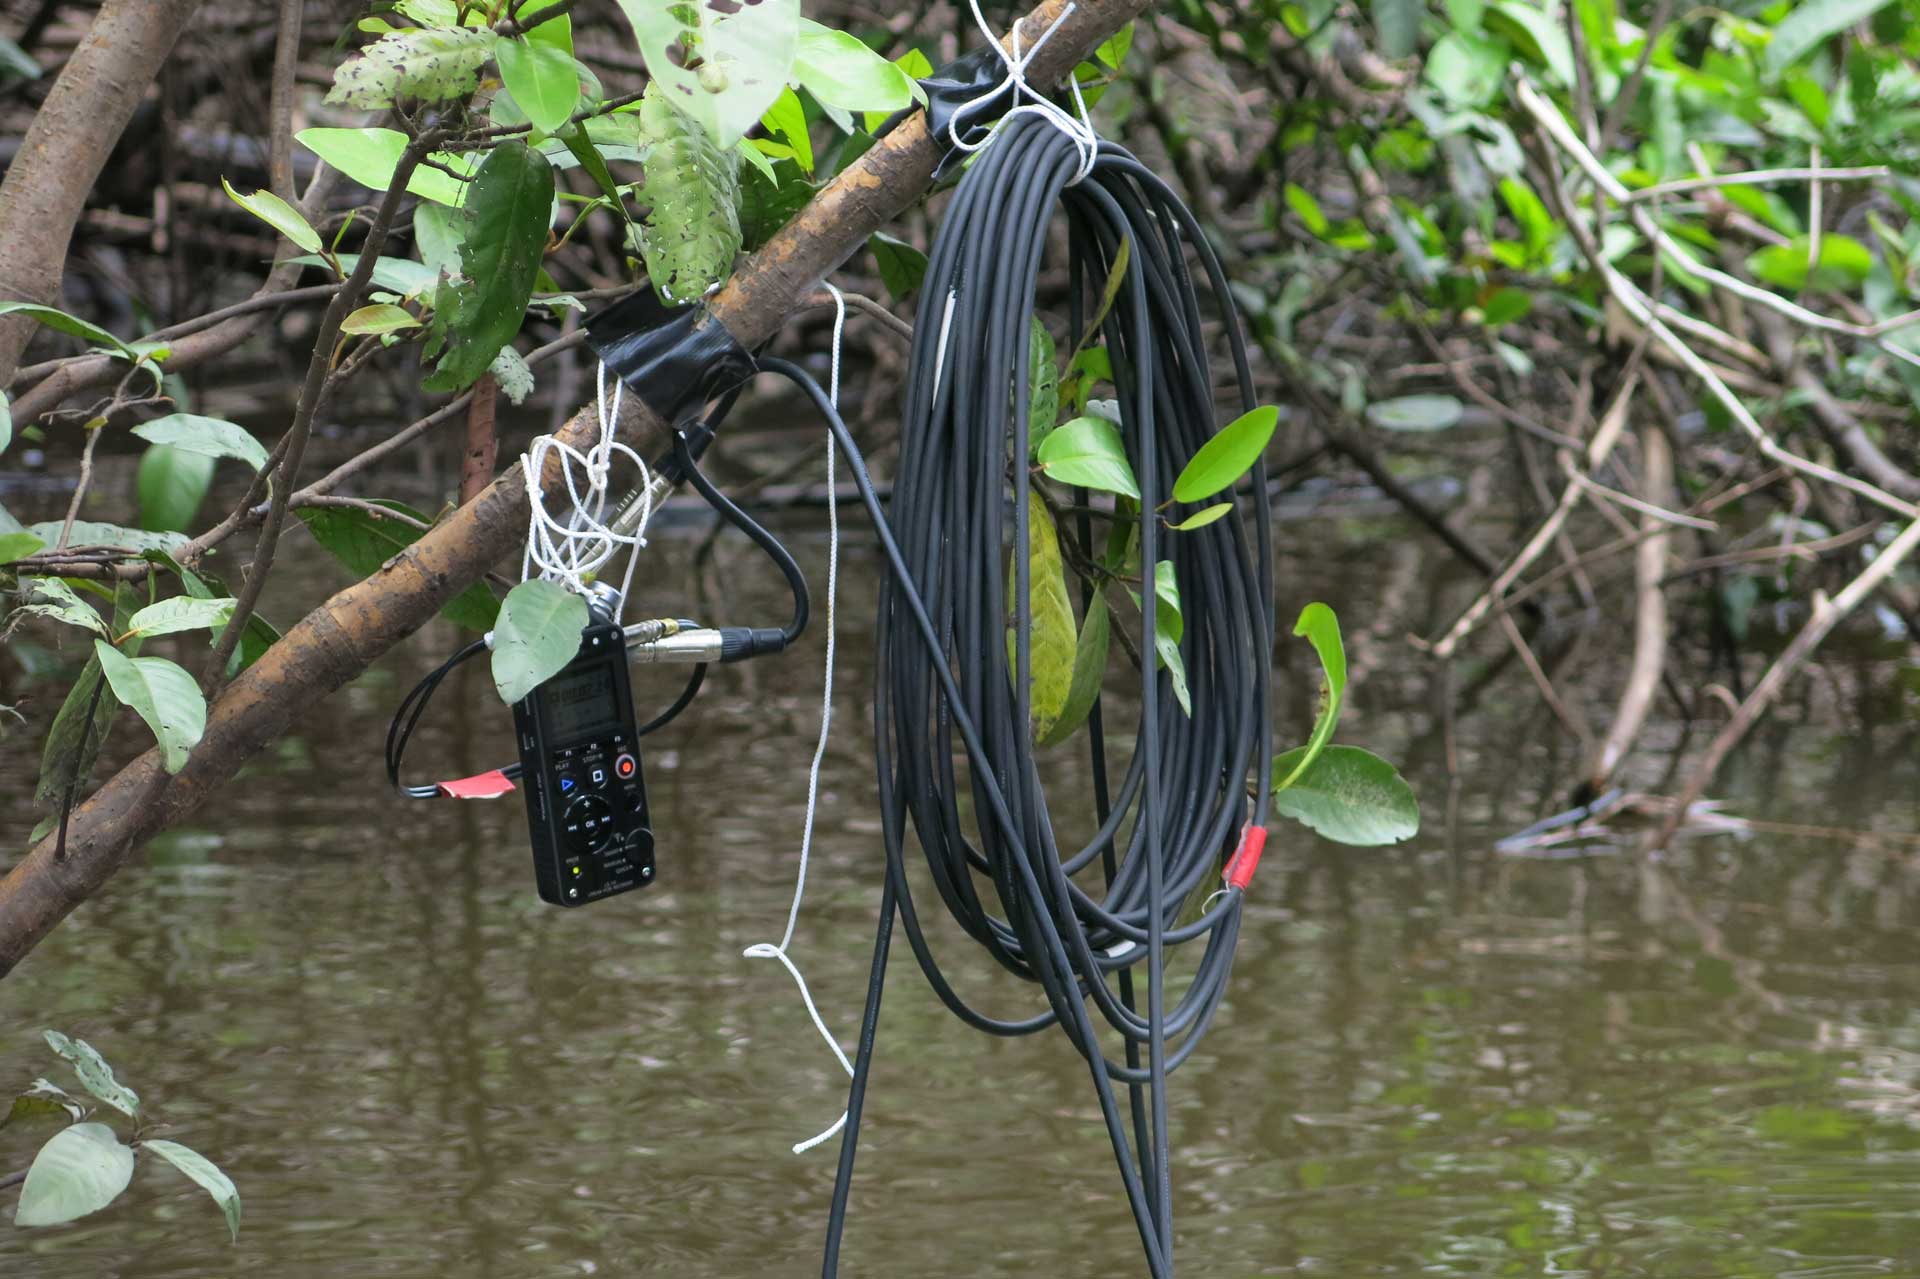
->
584;290;757;427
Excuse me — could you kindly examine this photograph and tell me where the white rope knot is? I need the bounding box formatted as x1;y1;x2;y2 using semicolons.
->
520;362;652;612
948;0;1100;184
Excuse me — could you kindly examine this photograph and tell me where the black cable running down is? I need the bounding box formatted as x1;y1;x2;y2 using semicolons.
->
670;428;810;660
757;110;1271;1275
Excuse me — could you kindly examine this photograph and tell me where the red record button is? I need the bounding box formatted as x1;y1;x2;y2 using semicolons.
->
615;753;637;779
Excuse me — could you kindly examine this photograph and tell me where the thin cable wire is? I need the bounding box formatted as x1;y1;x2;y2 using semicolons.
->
743;283;852;1154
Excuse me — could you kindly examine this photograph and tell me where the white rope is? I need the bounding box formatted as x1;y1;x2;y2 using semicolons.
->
947;0;1100;184
742;282;852;1155
519;362;654;620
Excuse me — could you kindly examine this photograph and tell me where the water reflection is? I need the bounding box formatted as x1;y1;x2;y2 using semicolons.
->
1;512;1916;1278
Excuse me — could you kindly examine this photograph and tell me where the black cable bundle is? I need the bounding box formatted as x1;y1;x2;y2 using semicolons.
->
794;112;1277;1278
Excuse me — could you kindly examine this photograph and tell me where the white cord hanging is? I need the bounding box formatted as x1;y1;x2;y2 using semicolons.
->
519;362;655;620
742;282;852;1155
947;0;1100;185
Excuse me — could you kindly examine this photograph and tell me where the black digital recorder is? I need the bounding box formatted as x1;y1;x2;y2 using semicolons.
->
511;617;655;906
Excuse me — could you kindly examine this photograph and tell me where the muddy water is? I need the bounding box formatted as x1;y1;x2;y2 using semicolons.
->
1;470;1917;1278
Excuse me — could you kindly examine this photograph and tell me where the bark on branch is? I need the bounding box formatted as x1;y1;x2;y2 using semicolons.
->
0;0;1154;977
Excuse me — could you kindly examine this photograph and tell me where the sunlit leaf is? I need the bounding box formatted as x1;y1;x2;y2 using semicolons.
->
1276;602;1346;792
1746;235;1874;293
1170;503;1234;531
792;19;916;122
1036;415;1139;498
220;179;320;253
1172;405;1279;503
612;0;800;147
0;302;128;355
295;128;474;206
498;36;581;135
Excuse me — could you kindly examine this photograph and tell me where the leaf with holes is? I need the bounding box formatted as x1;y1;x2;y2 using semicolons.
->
130;414;269;471
143;1140;241;1243
1276;602;1346;793
297;502;499;632
1172;405;1278;503
14;1123;134;1228
25;521;186;554
220;179;320;253
1037;415;1139;498
1270;745;1420;846
327;26;495;108
629;85;741;302
422;141;554;393
492;579;588;704
613;0;800;147
94;643;204;774
42;1031;139;1119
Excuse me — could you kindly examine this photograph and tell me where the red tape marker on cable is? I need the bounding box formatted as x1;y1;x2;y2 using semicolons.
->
437;770;517;800
1223;823;1267;891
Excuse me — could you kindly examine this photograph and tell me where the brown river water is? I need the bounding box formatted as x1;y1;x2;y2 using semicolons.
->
1;449;1917;1278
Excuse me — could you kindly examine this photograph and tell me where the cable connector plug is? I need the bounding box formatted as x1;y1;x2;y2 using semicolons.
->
1223;823;1268;892
719;626;791;663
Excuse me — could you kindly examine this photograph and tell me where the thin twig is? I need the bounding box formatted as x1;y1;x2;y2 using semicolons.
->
1622;165;1890;202
54;423;105;552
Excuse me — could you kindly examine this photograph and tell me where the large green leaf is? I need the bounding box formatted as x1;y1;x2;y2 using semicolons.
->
13;1123;134;1228
1764;0;1897;72
498;35;581;135
1172;405;1279;503
0;302;128;355
42;1031;139;1119
220;179;320;253
630;85;742;303
143;1140;241;1243
149;552;279;673
1269;745;1420;846
1276;602;1346;792
491;579;588;704
94;642;205;774
136;442;215;534
790;19;917;121
120;596;237;643
1038;590;1109;748
130;414;268;471
422;140;554;393
1036;415;1140;498
613;0;801;147
296;502;499;632
327;26;495;108
295;128;473;206
1007;493;1078;739
13;578;108;636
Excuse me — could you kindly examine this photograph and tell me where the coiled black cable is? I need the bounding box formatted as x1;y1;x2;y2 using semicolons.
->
760;111;1274;1279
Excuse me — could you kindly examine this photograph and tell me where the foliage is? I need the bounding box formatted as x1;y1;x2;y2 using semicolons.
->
6;1032;238;1239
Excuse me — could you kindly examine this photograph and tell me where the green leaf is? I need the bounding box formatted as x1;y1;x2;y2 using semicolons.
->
327;25;495;108
491;579;588;704
498;36;581;135
1425;30;1508;107
1498;176;1554;262
422;140;554;393
1170;502;1233;531
42;1031;140;1119
220;178;320;253
1028;317;1060;452
1276;602;1346;792
297;502;498;632
292;253;442;299
295;128;473;206
0;529;42;561
1480;286;1533;327
120;596;237;642
1269;745;1420;846
34;655;119;814
1;388;13;456
490;345;535;405
142;1140;241;1243
1172;405;1279;503
1284;182;1330;237
14;578;108;636
1038;590;1109;747
130;414;269;471
1485;0;1575;86
762;85;814;173
25;521;186;554
94;642;204;773
1007;493;1077;739
339;303;421;336
413;203;465;278
1372;0;1420;58
0;35;42;82
1036;415;1140;498
1;1081;82;1132
1746;235;1874;293
152;554;278;672
1764;0;1897;73
628;86;742;303
1094;22;1135;69
870;232;927;299
792;19;916;121
613;0;800;147
1150;560;1189;716
0;302;128;355
1366;393;1464;431
14;1123;135;1228
136;443;214;533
